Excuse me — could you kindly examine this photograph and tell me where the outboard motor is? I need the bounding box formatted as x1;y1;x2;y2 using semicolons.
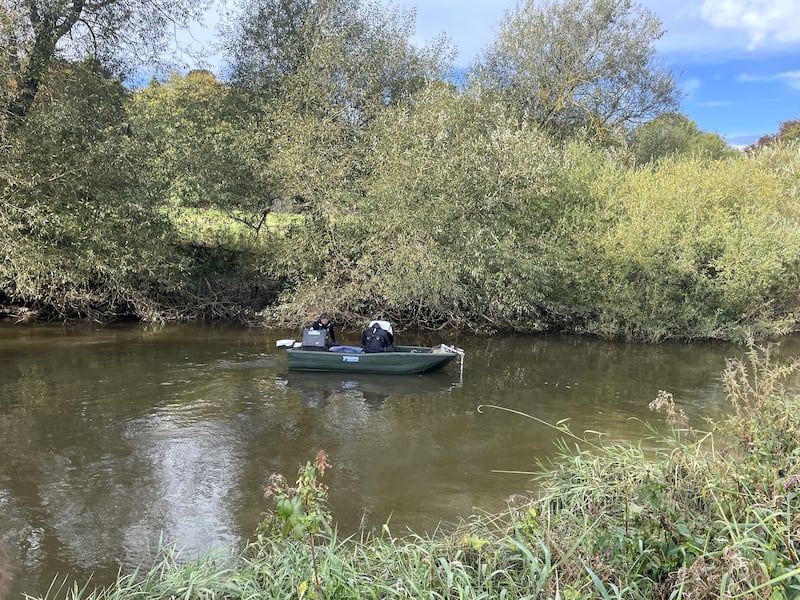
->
301;328;328;351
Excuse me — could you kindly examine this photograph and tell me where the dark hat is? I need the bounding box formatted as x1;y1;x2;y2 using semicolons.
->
319;313;330;320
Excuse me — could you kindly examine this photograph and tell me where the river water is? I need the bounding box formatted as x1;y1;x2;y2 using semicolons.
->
1;323;798;598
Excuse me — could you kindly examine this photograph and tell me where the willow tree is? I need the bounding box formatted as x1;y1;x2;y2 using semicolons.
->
1;0;213;319
265;79;575;330
220;0;454;213
3;0;213;121
475;0;680;143
220;0;456;321
1;60;187;319
222;0;452;117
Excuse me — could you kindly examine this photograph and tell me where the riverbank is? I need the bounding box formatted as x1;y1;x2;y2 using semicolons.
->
26;344;800;599
3;299;798;347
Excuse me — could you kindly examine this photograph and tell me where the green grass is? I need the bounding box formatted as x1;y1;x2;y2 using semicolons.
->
165;206;304;247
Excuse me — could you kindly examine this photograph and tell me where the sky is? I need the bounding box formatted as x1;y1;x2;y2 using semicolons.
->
390;0;800;147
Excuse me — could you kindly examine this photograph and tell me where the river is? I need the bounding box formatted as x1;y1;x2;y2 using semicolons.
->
1;323;797;598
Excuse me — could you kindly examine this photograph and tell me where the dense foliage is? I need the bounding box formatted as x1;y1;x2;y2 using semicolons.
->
627;112;732;164
1;60;183;320
1;0;799;340
750;119;800;151
4;0;211;120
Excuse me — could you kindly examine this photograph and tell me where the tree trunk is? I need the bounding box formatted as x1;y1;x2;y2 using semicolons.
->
7;0;84;120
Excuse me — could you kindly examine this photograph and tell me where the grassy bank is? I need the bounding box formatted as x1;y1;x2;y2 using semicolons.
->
29;344;800;599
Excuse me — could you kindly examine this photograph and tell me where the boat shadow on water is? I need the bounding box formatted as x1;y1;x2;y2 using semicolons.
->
278;370;461;410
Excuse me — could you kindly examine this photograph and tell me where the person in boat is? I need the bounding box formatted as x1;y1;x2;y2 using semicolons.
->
309;313;337;347
361;321;394;353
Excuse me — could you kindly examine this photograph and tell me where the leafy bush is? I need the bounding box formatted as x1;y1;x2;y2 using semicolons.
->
573;152;800;340
273;84;569;330
0;60;185;320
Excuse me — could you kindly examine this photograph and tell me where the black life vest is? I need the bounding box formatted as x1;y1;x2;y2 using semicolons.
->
364;325;389;352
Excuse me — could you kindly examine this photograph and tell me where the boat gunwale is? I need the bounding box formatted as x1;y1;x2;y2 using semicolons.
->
285;345;459;374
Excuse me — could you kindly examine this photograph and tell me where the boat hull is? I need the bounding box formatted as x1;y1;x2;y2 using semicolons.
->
286;345;458;375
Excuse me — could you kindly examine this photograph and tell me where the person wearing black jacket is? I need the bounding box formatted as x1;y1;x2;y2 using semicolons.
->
361;322;393;353
310;313;336;346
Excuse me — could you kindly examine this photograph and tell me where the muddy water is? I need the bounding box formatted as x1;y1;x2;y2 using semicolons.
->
1;323;795;598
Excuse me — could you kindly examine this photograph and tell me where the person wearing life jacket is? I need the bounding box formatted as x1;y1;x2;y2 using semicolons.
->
309;313;337;347
361;321;393;353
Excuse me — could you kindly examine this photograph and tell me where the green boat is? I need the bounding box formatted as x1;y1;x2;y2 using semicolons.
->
284;344;462;375
277;321;464;375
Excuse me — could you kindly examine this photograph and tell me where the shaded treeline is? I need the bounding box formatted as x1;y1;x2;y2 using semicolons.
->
1;0;799;341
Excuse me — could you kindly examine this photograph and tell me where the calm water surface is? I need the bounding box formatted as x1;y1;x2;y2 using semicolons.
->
1;323;798;598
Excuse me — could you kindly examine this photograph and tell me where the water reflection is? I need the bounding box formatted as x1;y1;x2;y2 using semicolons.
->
0;541;10;600
279;371;461;410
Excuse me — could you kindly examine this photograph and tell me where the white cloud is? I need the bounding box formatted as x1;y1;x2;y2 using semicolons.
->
737;70;800;89
696;100;734;107
782;71;800;89
701;0;800;48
